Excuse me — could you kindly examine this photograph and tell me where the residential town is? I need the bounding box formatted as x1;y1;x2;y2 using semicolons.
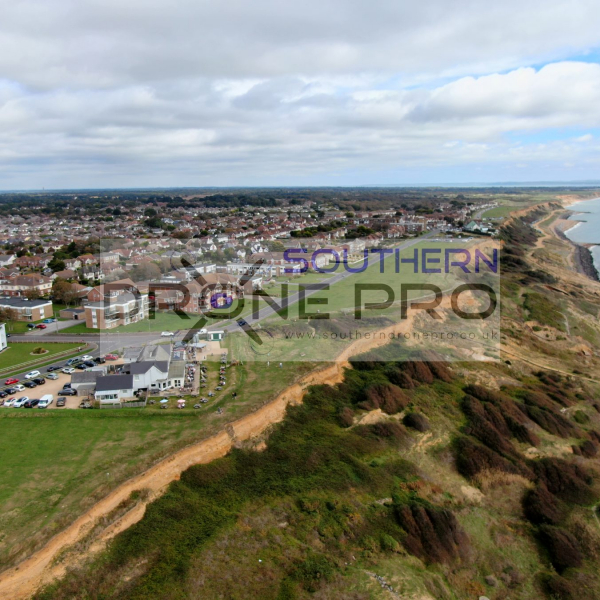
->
0;190;498;331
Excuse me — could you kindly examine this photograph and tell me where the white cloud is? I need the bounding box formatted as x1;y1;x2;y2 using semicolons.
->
1;1;600;186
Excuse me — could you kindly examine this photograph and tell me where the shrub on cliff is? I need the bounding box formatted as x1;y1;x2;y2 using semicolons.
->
453;436;530;480
392;492;469;564
359;383;409;414
403;412;430;432
523;484;565;525
531;458;594;505
538;525;583;572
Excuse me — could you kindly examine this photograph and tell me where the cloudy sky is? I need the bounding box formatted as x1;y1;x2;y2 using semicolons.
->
1;0;600;189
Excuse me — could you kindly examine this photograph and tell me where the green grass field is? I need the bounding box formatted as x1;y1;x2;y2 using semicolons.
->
0;358;318;570
482;204;519;218
0;342;83;374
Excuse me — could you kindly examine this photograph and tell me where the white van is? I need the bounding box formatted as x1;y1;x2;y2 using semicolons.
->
38;394;54;408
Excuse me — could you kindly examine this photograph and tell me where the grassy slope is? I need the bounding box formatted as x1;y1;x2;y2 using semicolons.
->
33;353;600;600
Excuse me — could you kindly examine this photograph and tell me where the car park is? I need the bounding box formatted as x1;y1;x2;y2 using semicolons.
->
56;397;66;407
23;399;40;408
62;367;75;374
35;324;47;329
46;372;59;380
23;381;37;389
59;388;77;396
25;370;41;379
5;378;18;385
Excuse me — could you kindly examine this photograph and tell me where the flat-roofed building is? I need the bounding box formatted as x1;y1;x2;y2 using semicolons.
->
0;297;53;321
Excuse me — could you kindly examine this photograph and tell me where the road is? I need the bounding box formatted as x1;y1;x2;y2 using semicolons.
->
221;232;437;333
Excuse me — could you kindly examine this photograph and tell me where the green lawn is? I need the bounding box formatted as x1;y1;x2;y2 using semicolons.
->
0;358;318;570
62;311;206;334
0;342;83;374
4;320;43;334
482;204;519;218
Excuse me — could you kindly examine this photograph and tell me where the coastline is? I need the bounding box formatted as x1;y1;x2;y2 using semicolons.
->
574;244;600;282
553;215;600;281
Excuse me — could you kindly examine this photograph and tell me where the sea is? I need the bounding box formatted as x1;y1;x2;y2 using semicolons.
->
564;197;600;275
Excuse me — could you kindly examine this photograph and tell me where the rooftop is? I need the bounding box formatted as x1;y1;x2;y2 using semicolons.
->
0;297;52;308
95;374;134;392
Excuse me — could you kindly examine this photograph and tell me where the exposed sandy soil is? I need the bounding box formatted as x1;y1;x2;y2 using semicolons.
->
0;303;431;599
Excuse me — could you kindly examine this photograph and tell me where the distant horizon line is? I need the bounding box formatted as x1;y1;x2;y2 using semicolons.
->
2;181;600;193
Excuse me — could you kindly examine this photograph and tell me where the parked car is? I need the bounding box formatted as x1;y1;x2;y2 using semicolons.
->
46;365;61;372
38;394;53;408
33;377;46;385
80;355;93;361
46;372;59;380
83;361;96;368
23;399;40;408
42;318;55;323
0;390;8;398
59;388;77;396
35;324;47;329
79;401;92;409
25;370;41;380
13;384;25;392
93;356;106;364
14;397;30;408
3;398;16;407
56;397;66;407
62;367;75;374
105;354;118;360
161;331;174;337
4;387;18;395
23;381;37;389
4;377;18;385
75;363;87;370
66;358;80;366
27;323;36;329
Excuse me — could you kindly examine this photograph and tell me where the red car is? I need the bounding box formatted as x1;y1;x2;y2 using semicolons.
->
35;324;47;329
4;378;19;385
105;353;118;360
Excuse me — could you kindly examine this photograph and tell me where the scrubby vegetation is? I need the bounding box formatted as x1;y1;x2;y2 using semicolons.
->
33;316;600;600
